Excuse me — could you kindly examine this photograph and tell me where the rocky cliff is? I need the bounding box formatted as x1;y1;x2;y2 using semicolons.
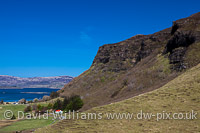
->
60;12;200;110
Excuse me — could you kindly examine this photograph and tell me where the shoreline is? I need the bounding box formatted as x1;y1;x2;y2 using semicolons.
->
0;87;61;89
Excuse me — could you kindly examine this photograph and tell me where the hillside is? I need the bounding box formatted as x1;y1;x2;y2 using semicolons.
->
36;62;200;132
59;12;200;110
0;75;73;89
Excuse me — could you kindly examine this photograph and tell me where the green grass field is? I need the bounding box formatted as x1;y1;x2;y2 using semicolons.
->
0;103;55;132
0;119;54;132
0;104;26;120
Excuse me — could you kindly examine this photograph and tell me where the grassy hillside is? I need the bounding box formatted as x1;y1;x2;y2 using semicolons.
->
36;63;200;132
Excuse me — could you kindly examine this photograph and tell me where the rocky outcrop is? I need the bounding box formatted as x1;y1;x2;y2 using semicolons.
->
163;31;195;70
164;31;195;54
92;30;171;72
162;12;200;71
92;35;145;72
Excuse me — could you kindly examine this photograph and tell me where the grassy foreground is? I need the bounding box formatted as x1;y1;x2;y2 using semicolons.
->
0;103;55;132
0;104;26;120
36;63;200;133
0;119;53;132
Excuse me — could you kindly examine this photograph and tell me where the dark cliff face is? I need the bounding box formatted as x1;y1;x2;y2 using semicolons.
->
92;29;171;72
60;12;200;110
163;12;200;71
92;12;200;72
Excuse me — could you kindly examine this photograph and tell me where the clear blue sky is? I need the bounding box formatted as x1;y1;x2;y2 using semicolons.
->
0;0;199;77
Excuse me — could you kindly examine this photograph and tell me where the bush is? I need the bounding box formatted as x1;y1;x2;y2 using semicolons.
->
28;100;33;103
19;98;26;104
53;99;62;110
62;97;70;110
32;104;37;111
65;95;83;111
50;95;84;111
122;79;128;86
24;105;32;113
47;103;53;110
37;104;42;111
11;114;16;120
0;99;3;104
50;91;59;99
41;106;48;114
33;98;39;103
42;95;50;101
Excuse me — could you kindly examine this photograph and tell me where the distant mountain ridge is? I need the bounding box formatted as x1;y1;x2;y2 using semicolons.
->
0;75;73;89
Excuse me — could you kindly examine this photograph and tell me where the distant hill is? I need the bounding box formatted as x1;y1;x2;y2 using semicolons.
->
0;75;73;89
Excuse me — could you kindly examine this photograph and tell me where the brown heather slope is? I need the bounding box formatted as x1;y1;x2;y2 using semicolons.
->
59;12;200;111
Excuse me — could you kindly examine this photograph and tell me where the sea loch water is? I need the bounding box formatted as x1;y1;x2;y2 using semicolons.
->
0;88;59;102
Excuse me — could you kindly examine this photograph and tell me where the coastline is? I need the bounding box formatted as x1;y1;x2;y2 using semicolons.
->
0;87;61;89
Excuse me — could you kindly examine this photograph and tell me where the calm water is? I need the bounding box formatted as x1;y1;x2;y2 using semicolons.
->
0;88;59;102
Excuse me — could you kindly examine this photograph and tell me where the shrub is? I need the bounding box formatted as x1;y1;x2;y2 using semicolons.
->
122;79;128;86
33;98;39;103
50;91;59;99
37;104;42;111
11;114;16;120
51;95;84;111
62;97;70;110
41;106;48;114
24;105;32;113
28;100;33;103
65;95;84;111
0;99;3;104
42;95;50;101
47;103;53;110
19;98;26;104
53;99;62;110
32;104;37;111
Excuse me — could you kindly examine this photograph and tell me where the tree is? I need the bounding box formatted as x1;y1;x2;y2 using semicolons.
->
42;95;50;101
50;91;59;99
11;114;16;120
0;99;3;104
37;104;42;111
47;103;53;110
32;104;37;111
28;100;33;103
33;98;39;103
53;99;62;110
19;98;26;104
62;97;70;110
65;95;83;111
24;105;32;113
41;106;48;114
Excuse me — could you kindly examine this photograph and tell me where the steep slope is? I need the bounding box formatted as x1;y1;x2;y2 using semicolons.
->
60;12;200;110
0;75;73;89
36;63;200;133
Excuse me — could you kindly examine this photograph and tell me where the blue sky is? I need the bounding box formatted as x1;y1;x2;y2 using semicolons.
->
0;0;199;77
